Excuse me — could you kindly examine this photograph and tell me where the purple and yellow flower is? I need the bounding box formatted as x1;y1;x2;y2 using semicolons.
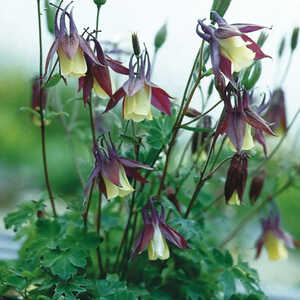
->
196;11;270;80
84;137;152;200
255;209;300;261
224;152;248;206
45;3;98;78
105;50;172;122
131;199;190;260
264;88;287;136
78;36;129;104
214;86;275;153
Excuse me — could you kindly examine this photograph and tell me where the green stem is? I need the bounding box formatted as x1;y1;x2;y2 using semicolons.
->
157;41;205;196
95;5;101;40
37;0;57;217
83;179;95;232
96;189;104;277
280;52;293;86
88;100;97;144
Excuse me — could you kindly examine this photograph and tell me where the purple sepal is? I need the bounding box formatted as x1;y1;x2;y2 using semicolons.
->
105;55;129;75
232;23;268;33
150;86;172;115
119;157;153;170
104;88;126;113
241;35;271;60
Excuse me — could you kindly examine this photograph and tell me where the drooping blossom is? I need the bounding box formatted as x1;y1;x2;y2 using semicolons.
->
84;136;152;200
196;11;270;80
264;88;287;135
131;199;190;260
255;208;300;261
45;3;99;78
78;35;129;104
224;151;248;206
213;85;275;153
105;50;173;122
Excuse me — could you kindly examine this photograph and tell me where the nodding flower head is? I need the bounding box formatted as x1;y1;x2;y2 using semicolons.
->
255;206;300;261
78;35;129;104
45;2;99;78
264;88;287;136
213;86;275;153
104;48;173;122
131;199;190;261
84;136;152;200
196;11;270;80
224;151;248;206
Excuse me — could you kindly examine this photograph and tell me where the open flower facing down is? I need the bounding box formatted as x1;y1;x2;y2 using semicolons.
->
45;3;99;78
84;137;152;200
196;11;270;80
224;152;248;206
214;85;275;153
255;209;300;261
78;36;129;104
105;50;173;122
264;88;287;135
131;199;190;260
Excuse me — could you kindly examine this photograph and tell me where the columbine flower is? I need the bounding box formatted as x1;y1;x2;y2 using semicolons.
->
213;86;275;153
255;208;300;261
196;11;270;80
45;3;99;78
84;137;152;200
105;50;172;122
78;36;129;104
224;152;248;206
131;199;190;260
264;88;287;135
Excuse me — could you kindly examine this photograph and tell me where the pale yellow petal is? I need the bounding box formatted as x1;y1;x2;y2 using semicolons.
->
218;36;255;72
147;225;170;261
124;86;152;122
58;47;87;78
264;232;288;261
228;190;241;206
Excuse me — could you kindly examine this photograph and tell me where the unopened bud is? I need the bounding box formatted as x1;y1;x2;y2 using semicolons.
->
185;108;201;118
131;32;141;57
154;23;167;50
214;73;226;98
93;0;107;6
249;169;266;205
291;27;299;51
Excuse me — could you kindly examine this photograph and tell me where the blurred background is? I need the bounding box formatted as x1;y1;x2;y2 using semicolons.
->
1;0;300;298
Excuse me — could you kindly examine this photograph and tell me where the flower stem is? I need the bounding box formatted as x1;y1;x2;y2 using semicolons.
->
157;41;205;196
95;5;101;40
82;179;95;232
88;100;97;144
37;0;57;217
96;189;104;277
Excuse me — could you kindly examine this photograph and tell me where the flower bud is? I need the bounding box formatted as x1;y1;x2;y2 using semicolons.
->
291;26;299;51
278;37;286;58
224;152;248;205
165;186;182;213
93;0;107;6
184;108;201;118
154;23;167;50
249;169;266;205
131;32;141;57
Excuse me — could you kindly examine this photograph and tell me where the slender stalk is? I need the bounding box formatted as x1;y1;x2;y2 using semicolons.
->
88;100;97;144
37;0;57;217
279;52;293;86
219;180;292;248
209;135;227;172
174;138;192;177
96;189;104;277
95;5;101;40
181;99;223;127
157;41;205;196
184;142;214;218
82;179;95;232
